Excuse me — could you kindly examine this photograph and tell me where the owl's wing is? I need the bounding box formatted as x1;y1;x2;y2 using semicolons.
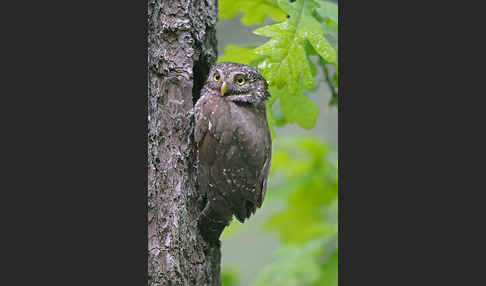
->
258;145;271;207
197;102;236;242
230;108;272;221
197;128;234;244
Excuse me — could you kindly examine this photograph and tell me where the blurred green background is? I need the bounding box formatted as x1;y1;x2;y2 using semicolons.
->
215;1;338;285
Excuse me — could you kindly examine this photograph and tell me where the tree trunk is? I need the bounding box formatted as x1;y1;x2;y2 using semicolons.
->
148;0;219;285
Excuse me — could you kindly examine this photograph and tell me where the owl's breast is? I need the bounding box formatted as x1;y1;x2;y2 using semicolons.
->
226;102;269;162
197;95;269;164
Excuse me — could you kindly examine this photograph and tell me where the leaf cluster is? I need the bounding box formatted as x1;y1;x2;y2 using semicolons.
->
222;137;338;286
255;137;338;286
218;1;339;285
218;0;339;138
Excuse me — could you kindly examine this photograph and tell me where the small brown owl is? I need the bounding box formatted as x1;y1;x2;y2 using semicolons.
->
195;62;272;244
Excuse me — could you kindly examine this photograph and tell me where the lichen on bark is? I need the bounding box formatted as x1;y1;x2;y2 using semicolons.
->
147;0;219;285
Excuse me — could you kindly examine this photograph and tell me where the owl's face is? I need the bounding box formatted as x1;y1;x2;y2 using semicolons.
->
205;62;269;107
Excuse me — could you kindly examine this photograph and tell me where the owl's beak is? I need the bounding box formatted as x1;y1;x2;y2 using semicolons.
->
221;81;227;96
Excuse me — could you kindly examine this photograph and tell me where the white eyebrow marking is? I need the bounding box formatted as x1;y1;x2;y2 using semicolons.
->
229;71;245;78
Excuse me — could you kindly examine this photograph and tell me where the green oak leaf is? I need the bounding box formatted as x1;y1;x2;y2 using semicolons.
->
279;86;319;129
254;0;336;95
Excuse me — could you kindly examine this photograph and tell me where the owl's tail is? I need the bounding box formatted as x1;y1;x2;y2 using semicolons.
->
198;194;233;245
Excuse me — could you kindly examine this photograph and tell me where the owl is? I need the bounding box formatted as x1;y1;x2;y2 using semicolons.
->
194;62;272;244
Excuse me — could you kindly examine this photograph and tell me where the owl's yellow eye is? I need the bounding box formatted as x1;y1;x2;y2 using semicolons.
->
236;77;245;85
213;73;220;82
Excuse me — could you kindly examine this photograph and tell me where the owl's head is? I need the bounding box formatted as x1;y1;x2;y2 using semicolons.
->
205;62;269;107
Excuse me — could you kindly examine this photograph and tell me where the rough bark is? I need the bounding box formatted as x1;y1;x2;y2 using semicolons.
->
148;0;219;285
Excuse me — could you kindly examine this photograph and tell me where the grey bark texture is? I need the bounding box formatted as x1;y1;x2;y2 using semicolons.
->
147;0;219;285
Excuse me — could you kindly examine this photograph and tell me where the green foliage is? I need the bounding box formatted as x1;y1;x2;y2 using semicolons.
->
221;268;240;286
311;248;338;286
254;0;336;64
255;137;338;286
218;1;338;285
253;237;337;286
318;57;338;107
220;138;338;286
218;0;287;25
314;0;338;42
218;0;339;135
278;85;319;130
253;0;336;102
254;240;322;286
265;138;337;243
